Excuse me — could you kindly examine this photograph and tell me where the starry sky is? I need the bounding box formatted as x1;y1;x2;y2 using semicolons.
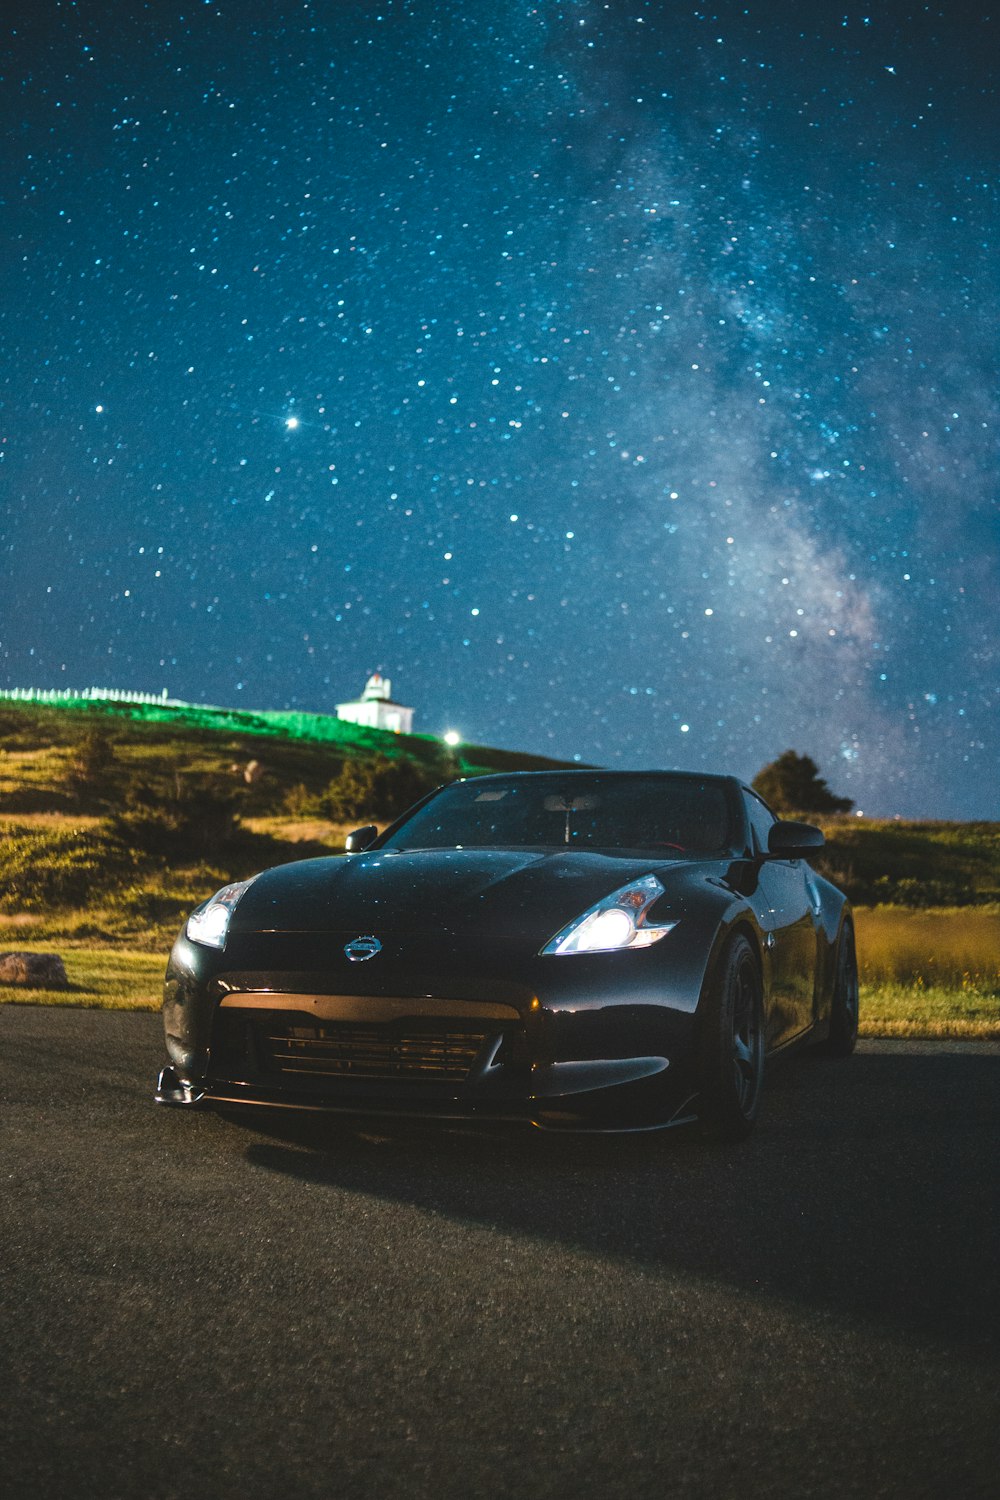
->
2;1;997;817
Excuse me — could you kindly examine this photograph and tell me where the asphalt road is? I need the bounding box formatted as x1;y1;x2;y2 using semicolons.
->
2;1005;999;1500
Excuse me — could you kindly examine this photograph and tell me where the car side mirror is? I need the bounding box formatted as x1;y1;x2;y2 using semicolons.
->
345;825;378;853
766;820;825;860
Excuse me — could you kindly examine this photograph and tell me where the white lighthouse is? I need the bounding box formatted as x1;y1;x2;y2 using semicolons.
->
336;672;414;735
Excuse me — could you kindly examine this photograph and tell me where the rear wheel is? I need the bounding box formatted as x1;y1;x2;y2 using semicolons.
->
826;921;859;1056
697;934;764;1140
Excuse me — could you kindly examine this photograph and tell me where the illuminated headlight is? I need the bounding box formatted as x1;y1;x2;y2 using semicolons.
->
542;875;676;955
185;879;255;950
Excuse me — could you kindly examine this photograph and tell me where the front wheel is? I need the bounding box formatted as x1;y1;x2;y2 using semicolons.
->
697;934;765;1140
825;921;859;1056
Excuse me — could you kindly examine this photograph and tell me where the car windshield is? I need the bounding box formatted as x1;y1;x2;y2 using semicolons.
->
381;774;738;856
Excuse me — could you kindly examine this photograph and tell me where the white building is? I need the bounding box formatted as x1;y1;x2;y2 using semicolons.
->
336;673;414;735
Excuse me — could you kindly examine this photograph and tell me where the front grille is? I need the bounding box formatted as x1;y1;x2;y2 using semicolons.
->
259;1021;492;1083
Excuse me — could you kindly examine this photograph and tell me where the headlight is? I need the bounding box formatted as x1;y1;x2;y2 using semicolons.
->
542;875;676;955
185;879;255;949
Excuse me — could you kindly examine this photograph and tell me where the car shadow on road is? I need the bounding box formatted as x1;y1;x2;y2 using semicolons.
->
237;1046;1000;1355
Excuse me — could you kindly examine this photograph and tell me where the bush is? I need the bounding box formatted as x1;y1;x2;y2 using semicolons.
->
109;779;242;855
282;782;321;819
318;755;441;824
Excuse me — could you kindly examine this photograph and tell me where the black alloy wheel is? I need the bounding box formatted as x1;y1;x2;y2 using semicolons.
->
697;933;765;1140
826;921;860;1056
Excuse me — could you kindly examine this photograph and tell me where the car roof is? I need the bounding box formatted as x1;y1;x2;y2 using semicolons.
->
455;769;743;788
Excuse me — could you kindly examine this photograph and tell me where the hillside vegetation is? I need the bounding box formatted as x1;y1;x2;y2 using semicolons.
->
812;817;1000;907
0;697;576;946
2;699;999;919
0;697;568;818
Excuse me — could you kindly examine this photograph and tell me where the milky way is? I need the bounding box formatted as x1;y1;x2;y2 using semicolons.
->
2;2;997;816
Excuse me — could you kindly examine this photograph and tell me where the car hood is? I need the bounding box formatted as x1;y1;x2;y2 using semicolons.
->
230;846;708;947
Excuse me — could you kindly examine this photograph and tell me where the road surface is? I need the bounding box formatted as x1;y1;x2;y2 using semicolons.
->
2;1005;999;1498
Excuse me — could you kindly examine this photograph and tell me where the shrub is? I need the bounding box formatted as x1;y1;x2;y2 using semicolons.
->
64;726;117;805
318;755;441;824
282;782;321;819
109;779;241;855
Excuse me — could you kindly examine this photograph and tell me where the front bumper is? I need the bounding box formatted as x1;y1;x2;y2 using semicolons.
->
157;928;708;1131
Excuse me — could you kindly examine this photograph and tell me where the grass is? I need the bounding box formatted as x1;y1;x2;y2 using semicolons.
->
853;905;1000;990
853;905;1000;1039
0;944;163;1010
859;985;1000;1039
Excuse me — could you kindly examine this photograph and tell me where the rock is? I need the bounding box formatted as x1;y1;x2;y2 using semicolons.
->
231;759;264;783
0;952;70;989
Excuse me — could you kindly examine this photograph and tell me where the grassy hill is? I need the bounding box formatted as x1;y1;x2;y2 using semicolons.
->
0;695;574;818
2;696;999;915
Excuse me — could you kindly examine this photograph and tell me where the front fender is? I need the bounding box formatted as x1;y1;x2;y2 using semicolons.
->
162;932;222;1082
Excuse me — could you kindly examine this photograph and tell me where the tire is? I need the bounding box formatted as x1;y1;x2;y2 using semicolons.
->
826;921;859;1056
697;933;765;1140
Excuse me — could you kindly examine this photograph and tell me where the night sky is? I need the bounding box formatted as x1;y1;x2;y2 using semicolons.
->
2;2;997;817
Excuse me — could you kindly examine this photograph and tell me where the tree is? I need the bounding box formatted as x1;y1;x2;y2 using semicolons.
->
752;750;853;815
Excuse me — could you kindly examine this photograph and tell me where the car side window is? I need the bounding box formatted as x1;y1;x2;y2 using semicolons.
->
744;791;776;857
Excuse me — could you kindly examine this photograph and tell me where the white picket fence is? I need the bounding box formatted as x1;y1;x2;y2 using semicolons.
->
0;686;180;707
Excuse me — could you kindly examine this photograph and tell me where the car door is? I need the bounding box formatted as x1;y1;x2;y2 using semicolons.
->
743;793;818;1047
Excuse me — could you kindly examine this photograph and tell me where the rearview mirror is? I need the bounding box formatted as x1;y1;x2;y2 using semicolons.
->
345;825;378;853
766;820;825;860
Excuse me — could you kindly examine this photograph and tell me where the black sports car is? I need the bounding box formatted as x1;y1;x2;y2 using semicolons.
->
155;769;858;1138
